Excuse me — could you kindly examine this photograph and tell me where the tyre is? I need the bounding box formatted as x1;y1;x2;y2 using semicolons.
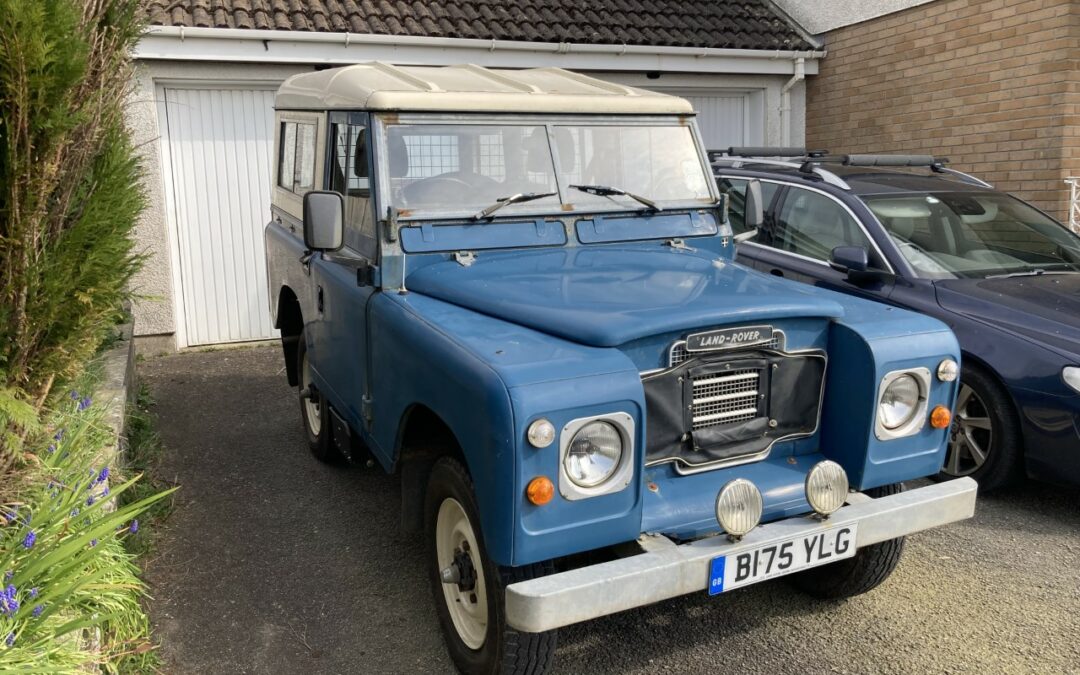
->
296;330;344;464
425;457;558;675
937;363;1022;492
787;483;905;600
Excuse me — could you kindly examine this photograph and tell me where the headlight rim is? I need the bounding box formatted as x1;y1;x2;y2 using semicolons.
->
874;367;932;441
557;412;635;501
879;373;921;430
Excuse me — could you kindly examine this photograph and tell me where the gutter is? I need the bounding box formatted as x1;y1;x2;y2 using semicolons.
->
135;26;824;76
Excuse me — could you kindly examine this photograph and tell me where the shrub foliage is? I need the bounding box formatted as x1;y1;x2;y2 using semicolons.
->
0;0;145;457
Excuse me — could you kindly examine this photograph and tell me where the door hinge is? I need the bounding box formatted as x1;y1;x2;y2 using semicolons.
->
666;238;694;251
362;395;374;430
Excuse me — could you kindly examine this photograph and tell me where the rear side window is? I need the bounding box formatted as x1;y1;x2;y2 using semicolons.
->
278;121;316;194
772;188;877;264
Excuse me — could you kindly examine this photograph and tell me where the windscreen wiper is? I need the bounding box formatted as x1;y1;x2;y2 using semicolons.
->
569;184;661;212
986;266;1078;279
473;192;556;220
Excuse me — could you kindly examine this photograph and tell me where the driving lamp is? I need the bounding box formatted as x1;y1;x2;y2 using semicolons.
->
1064;367;1080;394
715;479;763;539
527;418;556;448
879;374;921;430
805;460;849;516
564;421;623;488
937;359;959;382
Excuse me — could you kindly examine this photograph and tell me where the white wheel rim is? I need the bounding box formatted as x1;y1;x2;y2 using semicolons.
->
301;350;321;437
436;498;488;650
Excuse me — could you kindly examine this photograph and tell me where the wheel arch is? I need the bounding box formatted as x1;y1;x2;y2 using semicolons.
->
276;285;304;386
958;349;1027;459
396;403;470;535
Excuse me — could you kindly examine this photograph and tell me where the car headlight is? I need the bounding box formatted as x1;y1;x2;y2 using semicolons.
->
564;421;623;487
879;374;921;430
1064;367;1080;394
875;368;931;440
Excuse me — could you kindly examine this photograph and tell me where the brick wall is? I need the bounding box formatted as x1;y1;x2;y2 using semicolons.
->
806;0;1080;221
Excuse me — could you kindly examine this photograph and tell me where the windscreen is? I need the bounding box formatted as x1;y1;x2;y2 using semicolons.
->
864;192;1080;279
382;121;712;217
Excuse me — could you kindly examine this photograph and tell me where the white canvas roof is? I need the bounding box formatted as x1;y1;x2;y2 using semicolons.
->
275;62;694;115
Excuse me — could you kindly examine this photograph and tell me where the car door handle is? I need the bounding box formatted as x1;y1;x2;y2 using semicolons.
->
769;269;785;277
317;286;324;313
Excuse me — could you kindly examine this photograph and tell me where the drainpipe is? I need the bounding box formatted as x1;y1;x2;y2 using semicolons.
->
780;56;805;147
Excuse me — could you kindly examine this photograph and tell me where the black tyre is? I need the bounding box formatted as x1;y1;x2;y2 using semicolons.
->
787;483;905;599
937;364;1022;492
425;457;558;675
296;330;344;464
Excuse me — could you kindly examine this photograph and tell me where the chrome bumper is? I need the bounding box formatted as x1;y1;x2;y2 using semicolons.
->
505;477;977;632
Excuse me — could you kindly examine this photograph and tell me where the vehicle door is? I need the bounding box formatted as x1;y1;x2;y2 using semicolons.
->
308;112;379;434
715;176;781;272
745;185;896;301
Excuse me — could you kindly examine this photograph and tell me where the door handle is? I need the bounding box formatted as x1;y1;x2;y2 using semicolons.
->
770;269;785;277
317;286;324;313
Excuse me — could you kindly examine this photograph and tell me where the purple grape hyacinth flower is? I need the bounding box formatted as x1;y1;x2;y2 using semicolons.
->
86;495;95;507
32;605;43;618
2;585;19;617
78;396;92;412
89;539;98;548
54;429;64;441
70;390;79;400
129;519;139;534
5;632;13;647
96;467;109;484
22;531;35;549
28;588;37;599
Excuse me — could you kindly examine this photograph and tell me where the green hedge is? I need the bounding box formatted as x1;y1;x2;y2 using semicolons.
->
0;0;145;462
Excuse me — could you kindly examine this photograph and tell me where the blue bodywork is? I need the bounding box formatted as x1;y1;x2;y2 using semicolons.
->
265;114;962;570
717;164;1080;486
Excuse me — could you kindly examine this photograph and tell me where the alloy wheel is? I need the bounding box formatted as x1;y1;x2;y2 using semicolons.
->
944;383;993;477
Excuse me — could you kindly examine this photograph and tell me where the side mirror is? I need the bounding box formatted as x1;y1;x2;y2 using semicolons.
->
743;179;765;229
303;191;344;252
830;246;869;274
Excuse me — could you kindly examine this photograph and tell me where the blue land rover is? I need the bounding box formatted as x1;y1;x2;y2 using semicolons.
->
264;63;977;675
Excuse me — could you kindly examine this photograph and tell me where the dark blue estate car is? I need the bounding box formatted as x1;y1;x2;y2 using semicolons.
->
714;151;1080;491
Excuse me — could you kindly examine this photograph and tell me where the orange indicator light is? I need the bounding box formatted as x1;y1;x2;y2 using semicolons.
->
527;476;555;505
930;405;952;429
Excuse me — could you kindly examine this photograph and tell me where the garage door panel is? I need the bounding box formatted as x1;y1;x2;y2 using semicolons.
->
681;92;763;152
163;87;278;346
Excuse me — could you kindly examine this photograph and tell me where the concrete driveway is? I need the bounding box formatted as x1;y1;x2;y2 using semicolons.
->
141;346;1080;674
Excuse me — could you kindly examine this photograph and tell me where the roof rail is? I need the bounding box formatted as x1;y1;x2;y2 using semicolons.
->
710;155;851;190
710;147;829;160
817;154;993;188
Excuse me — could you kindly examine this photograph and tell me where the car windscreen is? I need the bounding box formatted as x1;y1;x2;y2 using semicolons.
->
381;121;712;218
862;192;1080;279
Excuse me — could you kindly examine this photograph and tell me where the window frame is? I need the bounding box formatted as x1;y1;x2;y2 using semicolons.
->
724;178;895;274
326;111;378;260
277;120;318;195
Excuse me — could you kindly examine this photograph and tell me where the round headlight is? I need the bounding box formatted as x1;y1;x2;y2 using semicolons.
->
879;374;921;430
564;421;623;487
805;460;849;516
527;418;555;448
715;479;763;538
937;359;959;382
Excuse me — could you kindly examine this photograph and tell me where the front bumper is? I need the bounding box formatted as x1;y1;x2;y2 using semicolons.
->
506;477;977;632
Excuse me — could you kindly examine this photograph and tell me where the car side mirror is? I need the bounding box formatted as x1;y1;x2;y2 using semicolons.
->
830;245;869;274
303;191;345;252
744;179;765;229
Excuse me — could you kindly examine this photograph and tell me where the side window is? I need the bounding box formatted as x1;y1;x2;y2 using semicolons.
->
277;121;316;195
329;123;376;258
717;177;779;237
771;189;876;264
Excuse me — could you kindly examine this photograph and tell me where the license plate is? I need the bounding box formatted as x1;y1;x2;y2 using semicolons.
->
708;523;858;595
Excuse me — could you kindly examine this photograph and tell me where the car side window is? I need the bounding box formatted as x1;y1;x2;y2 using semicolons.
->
717;177;779;237
278;121;317;195
329;123;376;258
770;188;877;265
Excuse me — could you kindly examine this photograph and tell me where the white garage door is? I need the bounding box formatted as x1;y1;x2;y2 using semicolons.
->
680;92;764;153
160;87;278;346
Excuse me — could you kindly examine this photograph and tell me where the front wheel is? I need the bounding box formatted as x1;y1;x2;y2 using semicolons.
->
425;457;558;675
937;365;1022;492
787;483;905;599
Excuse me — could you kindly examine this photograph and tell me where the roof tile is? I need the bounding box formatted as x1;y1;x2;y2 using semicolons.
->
140;0;812;50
